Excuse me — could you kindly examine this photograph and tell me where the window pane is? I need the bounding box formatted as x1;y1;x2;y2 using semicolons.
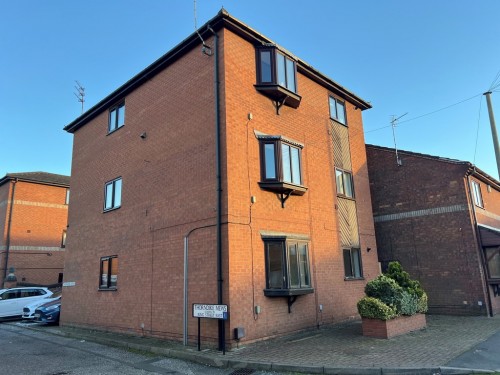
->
336;169;344;195
281;144;292;183
472;182;483;207
65;189;70;204
486;248;500;278
267;242;284;289
114;179;122;207
298;243;310;287
352;248;361;277
260;51;272;83
109;109;117;132
336;100;346;124
288;244;300;288
286;58;296;92
329;97;336;120
343;249;353;277
100;259;109;288
277;53;286;87
344;172;354;198
264;143;276;179
117;105;125;127
105;182;114;209
110;258;118;287
291;147;301;185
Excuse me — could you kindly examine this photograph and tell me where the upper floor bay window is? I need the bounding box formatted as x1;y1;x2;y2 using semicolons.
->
255;46;301;110
104;177;122;211
108;102;125;133
329;96;346;125
258;135;307;198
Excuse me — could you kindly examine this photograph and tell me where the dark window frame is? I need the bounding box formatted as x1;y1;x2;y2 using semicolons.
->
255;46;301;109
108;102;125;134
471;180;484;208
258;137;307;195
343;248;363;279
329;96;347;126
485;246;500;280
263;237;314;297
104;177;122;212
335;168;355;199
99;255;118;290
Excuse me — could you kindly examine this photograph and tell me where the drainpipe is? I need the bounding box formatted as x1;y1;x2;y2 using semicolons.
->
206;25;224;352
466;172;493;316
3;179;17;287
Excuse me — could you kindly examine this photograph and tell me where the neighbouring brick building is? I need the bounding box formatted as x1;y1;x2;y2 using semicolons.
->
61;10;380;348
366;144;500;316
0;172;70;287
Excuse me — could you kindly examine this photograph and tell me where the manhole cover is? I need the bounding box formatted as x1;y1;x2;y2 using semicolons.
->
229;369;255;375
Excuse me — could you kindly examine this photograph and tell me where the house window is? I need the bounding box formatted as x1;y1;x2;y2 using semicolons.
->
471;180;484;208
99;256;118;290
61;230;67;248
65;189;70;205
343;248;362;278
255;46;301;109
104;177;122;211
108;103;125;133
336;169;354;198
263;238;313;296
485;247;500;279
260;139;303;185
329;96;346;125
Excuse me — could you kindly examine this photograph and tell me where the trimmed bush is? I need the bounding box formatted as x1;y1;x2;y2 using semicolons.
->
398;291;419;316
417;292;429;313
365;275;402;308
357;297;397;321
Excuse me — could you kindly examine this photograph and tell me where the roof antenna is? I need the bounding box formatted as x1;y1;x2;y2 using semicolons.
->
74;81;85;114
194;0;212;56
391;112;407;166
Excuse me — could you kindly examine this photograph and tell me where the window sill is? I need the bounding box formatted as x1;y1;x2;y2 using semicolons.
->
103;206;121;213
98;287;117;291
107;125;124;136
330;118;347;127
344;277;364;281
264;287;314;297
255;84;301;109
259;181;307;196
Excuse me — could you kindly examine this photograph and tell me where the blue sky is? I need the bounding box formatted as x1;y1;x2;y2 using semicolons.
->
1;1;499;179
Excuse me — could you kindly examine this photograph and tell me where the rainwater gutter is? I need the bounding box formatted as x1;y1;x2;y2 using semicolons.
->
2;179;17;286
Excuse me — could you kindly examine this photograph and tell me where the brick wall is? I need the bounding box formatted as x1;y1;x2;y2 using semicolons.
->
0;180;67;286
62;25;379;346
367;146;491;315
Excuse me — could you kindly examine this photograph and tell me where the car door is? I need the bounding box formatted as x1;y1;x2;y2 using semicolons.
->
15;289;45;315
0;290;21;317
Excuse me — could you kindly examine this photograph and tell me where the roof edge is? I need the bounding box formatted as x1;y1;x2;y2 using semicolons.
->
0;173;70;188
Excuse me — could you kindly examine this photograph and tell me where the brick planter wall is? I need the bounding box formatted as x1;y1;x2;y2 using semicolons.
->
362;314;426;339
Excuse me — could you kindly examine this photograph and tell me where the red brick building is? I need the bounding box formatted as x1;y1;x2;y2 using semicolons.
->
366;144;500;316
61;10;380;348
0;172;69;287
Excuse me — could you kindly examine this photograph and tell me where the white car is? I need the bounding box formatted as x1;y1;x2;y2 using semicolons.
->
23;291;61;320
0;287;53;319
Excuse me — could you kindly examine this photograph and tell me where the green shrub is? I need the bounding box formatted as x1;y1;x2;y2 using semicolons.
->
386;261;425;298
357;297;397;321
417;292;428;313
398;291;419;315
365;275;403;307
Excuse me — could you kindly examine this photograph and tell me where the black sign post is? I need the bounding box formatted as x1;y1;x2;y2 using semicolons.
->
192;303;228;354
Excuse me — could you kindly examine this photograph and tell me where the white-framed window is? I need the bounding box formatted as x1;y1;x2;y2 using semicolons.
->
335;168;354;198
104;177;122;211
471;180;484;208
329;96;346;125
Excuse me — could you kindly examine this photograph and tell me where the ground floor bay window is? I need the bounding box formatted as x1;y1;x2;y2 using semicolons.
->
262;234;313;297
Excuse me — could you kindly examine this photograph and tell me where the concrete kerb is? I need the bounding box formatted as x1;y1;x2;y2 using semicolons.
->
11;323;497;375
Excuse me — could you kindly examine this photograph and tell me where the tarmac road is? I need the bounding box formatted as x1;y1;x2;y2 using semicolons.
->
446;331;500;371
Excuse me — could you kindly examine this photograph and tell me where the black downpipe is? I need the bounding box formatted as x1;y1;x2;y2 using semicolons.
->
3;179;17;286
207;26;224;352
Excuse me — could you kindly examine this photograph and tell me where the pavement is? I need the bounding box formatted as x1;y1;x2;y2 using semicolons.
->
13;314;500;375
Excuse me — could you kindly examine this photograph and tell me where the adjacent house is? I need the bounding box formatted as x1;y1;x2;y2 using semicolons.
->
61;10;379;348
0;172;70;287
366;144;500;316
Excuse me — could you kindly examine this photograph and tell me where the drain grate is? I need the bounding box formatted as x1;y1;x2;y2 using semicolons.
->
229;369;255;375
